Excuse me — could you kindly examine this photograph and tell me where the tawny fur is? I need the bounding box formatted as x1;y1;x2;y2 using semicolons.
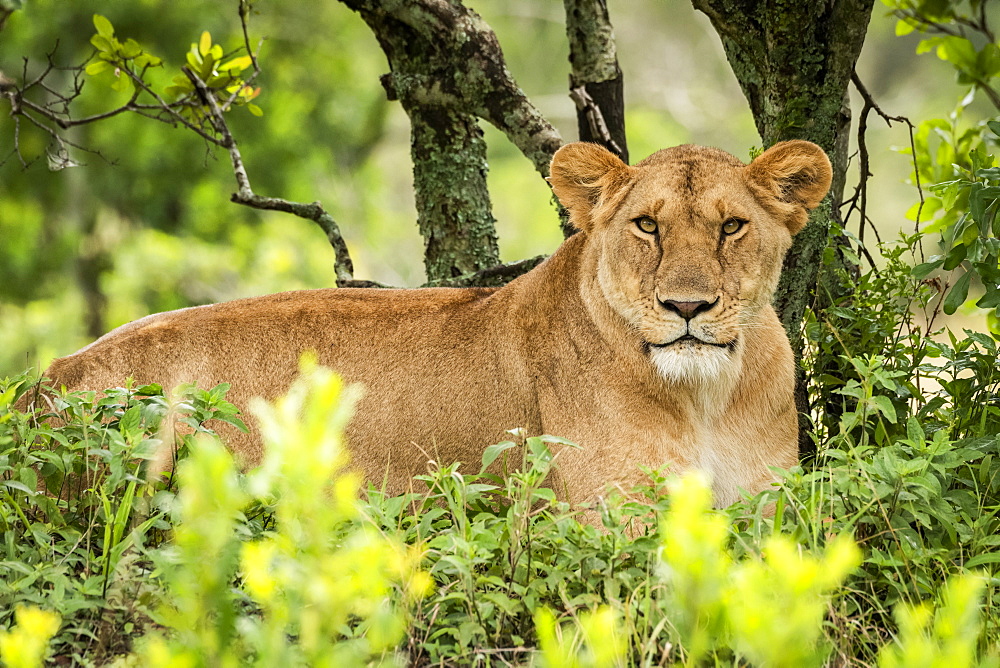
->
33;140;832;507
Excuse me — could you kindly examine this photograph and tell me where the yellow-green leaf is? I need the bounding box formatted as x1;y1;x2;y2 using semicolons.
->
199;31;212;57
221;55;253;72
90;34;114;53
247;103;263;117
111;74;130;93
93;14;114;39
85;60;110;76
121;38;142;59
135;53;162;69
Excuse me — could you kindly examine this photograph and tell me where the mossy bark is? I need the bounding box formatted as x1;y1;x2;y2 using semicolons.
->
407;104;500;280
694;0;872;345
342;0;569;282
694;0;874;449
563;0;628;163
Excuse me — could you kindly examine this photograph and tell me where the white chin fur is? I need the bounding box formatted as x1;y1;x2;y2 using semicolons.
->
649;344;735;384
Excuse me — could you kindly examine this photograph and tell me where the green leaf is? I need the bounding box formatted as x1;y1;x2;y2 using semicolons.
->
943;270;973;315
969;182;986;224
911;259;943;279
964;552;1000;569
988;120;1000;138
531;488;557;503
121;38;142;59
936;36;977;70
93;14;114;39
2;479;35;495
90;34;114;53
975;289;1000;309
111;74;130;93
247;103;263;117
134;53;163;69
942;243;967;270
221;55;253;72
479;441;517;474
85;60;111;76
978;42;1000;78
119;405;141;441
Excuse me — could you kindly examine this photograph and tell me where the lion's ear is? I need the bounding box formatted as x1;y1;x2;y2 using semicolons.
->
746;140;832;234
548;142;633;232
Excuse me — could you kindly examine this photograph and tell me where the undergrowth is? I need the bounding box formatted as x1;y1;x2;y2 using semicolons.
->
2;233;1000;666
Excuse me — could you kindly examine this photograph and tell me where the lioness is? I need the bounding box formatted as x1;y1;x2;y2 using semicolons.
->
33;140;831;507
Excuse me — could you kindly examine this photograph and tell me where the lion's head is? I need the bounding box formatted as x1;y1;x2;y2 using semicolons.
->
549;140;832;384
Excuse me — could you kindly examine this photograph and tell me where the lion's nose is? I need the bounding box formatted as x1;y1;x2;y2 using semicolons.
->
659;298;717;320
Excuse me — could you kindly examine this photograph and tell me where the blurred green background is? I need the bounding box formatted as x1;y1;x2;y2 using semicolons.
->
0;0;985;377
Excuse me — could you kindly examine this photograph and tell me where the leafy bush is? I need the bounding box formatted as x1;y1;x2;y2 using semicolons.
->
0;374;243;664
3;335;1000;667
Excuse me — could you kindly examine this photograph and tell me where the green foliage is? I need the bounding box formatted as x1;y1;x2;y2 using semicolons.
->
86;14;261;117
3;340;1000;666
879;574;999;668
0;373;244;663
914;142;1000;316
659;473;861;668
884;0;1000;323
795;227;1000;662
0;606;60;668
86;14;162;92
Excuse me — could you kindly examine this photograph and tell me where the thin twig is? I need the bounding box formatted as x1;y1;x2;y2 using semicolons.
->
239;0;261;73
182;66;358;286
423;255;547;288
850;72;925;261
569;85;624;157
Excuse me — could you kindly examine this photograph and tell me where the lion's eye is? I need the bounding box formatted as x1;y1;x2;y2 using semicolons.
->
634;217;658;234
722;218;746;235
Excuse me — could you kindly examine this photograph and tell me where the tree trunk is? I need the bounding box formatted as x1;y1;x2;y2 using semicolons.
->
407;104;500;279
693;0;872;342
342;0;562;282
693;0;874;448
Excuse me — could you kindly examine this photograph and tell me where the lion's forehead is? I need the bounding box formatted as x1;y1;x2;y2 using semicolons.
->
623;158;761;224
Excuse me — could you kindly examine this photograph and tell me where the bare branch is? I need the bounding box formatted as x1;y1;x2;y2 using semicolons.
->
569;85;624;158
181;66;358;286
847;72;929;267
423;255;547;288
563;0;627;162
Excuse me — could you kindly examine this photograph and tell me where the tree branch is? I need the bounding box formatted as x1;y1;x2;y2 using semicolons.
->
423;255;547;288
348;0;563;179
563;0;628;163
182;66;358;286
569;85;624;158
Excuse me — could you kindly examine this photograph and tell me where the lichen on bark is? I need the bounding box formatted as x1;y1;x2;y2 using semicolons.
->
341;0;562;282
407;104;500;280
693;0;873;344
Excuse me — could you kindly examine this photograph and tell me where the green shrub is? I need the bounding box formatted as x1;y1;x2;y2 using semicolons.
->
0;374;243;664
